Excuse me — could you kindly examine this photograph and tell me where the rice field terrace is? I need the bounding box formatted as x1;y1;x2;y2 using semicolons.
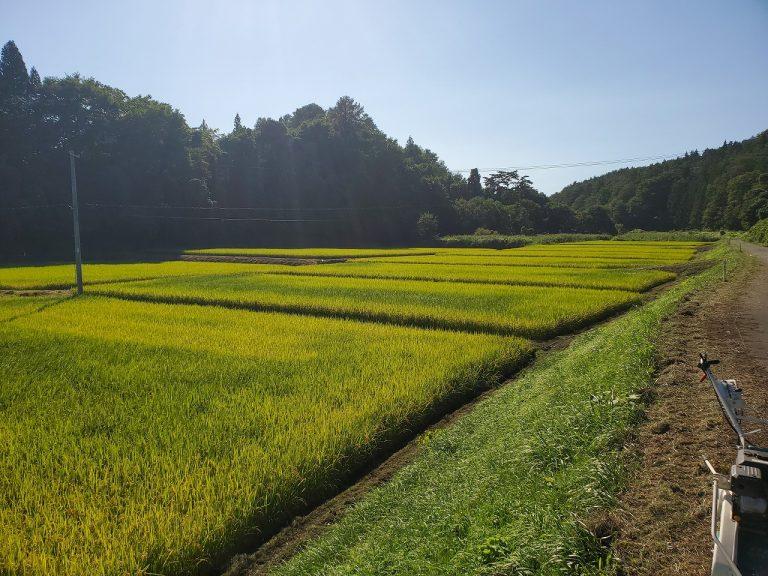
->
247;261;675;291
366;253;693;268
0;261;258;290
91;273;642;339
0;296;531;575
0;240;711;575
184;247;435;259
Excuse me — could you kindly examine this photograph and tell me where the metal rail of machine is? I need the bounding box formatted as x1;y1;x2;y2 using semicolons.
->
698;353;768;576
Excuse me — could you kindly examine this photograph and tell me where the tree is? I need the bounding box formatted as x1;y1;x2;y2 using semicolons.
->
28;67;41;93
416;212;439;239
327;96;368;137
0;41;29;97
467;168;482;197
233;113;242;131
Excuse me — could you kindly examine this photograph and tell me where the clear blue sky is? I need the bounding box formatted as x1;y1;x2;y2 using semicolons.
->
3;0;767;194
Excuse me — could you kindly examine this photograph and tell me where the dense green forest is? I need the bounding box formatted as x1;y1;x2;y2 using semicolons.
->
553;131;768;232
0;40;624;259
1;38;766;259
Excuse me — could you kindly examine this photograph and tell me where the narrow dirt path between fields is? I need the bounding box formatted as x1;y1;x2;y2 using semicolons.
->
0;288;72;296
610;243;768;575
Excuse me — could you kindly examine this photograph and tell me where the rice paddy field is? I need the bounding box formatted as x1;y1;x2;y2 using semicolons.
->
184;247;435;259
0;261;258;290
0;240;710;575
366;253;692;268
244;261;675;291
92;274;642;338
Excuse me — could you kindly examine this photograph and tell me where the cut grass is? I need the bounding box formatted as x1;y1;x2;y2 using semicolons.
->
0;261;259;290
249;261;675;292
184;248;436;259
268;245;737;576
0;296;531;576
92;273;642;339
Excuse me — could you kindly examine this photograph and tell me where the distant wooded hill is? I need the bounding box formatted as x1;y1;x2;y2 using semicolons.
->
552;131;768;232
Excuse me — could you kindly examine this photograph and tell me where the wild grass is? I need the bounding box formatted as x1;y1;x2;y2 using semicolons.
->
0;296;531;576
0;261;259;290
92;274;642;339
250;261;675;292
269;245;740;576
183;248;436;258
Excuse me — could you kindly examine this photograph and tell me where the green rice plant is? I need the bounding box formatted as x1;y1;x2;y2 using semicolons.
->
0;296;531;576
92;273;641;339
0;261;259;290
183;247;436;258
270;245;740;576
366;253;691;268
502;244;698;260
249;261;675;292
0;294;70;321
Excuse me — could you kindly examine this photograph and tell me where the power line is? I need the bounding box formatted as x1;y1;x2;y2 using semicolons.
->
0;203;70;212
118;214;346;223
453;153;686;173
83;202;438;213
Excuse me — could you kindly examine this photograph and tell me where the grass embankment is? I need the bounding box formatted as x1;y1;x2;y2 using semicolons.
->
0;296;531;576
93;274;641;339
268;245;736;576
252;261;674;291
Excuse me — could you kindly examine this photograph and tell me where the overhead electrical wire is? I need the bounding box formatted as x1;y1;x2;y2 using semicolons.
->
0;203;71;212
83;202;436;213
119;214;345;223
452;152;685;173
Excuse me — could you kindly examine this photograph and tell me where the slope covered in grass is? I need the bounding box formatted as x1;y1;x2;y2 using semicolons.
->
0;296;530;576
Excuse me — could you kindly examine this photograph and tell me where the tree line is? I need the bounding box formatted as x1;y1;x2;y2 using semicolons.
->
2;39;766;260
553;132;768;232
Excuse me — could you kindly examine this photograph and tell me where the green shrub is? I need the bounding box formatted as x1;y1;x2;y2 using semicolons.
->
439;233;609;249
615;229;720;242
745;218;768;246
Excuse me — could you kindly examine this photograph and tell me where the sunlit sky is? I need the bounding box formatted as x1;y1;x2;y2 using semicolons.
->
3;0;767;194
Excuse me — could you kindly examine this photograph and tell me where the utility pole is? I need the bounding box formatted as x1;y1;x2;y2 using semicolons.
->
69;150;83;295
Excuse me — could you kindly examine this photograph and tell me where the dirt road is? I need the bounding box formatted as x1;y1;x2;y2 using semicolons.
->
739;241;768;372
613;244;768;575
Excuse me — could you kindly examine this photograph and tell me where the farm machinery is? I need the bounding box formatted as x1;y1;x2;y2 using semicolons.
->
698;353;768;576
